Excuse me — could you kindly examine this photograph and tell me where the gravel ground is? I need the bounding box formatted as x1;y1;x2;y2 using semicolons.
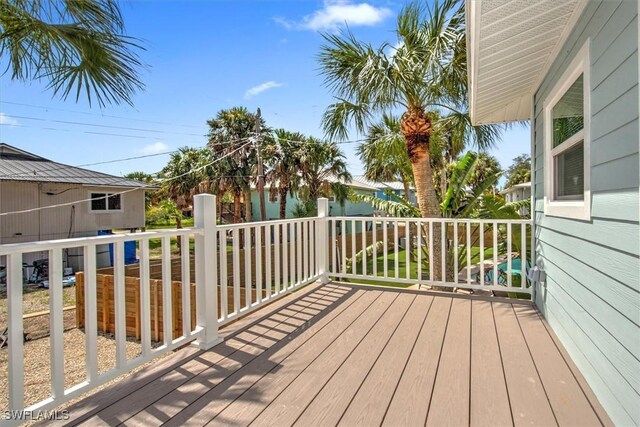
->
0;328;167;420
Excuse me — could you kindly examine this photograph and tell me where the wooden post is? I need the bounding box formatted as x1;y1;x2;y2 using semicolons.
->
194;194;222;349
317;198;329;284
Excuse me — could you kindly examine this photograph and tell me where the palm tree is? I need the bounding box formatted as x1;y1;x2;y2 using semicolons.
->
207;107;266;223
318;0;502;280
264;129;304;219
159;147;208;228
357;114;413;198
297;138;351;205
0;0;144;107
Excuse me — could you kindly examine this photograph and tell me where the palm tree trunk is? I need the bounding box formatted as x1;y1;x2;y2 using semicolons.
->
402;177;411;202
233;192;241;224
402;107;444;284
279;187;288;219
244;189;252;222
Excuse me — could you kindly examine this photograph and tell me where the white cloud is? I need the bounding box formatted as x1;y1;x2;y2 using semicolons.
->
244;81;283;99
276;1;392;32
0;113;18;126
140;142;169;155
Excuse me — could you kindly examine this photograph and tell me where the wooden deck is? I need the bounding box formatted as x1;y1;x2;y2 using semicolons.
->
55;283;612;426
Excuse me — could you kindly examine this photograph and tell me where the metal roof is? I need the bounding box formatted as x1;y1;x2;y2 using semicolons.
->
466;0;586;125
0;143;152;188
352;176;414;192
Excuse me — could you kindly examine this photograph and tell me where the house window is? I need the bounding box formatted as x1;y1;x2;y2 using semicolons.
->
543;40;591;220
90;192;122;212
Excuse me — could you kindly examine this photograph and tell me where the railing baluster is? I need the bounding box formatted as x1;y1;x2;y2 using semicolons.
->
311;219;317;276
265;225;272;300
7;253;24;411
330;219;336;274
417;220;422;284
493;222;498;287
372;219;377;277
441;220;446;285
341;219;347;274
138;239;151;357
289;223;295;289
394;220;399;279
507;223;512;288
304;220;310;280
454;221;459;286
181;235;191;337
282;223;289;291
160;237;172;346
480;222;485;287
351;220;356;274
275;224;281;295
256;225;263;304
405;219;410;279
383;220;388;278
115;240;127;367
49;247;64;399
220;231;228;320
296;220;302;285
428;221;434;283
84;244;99;380
362;220;367;277
233;228;240;314
466;222;472;285
521;223;527;290
244;227;252;308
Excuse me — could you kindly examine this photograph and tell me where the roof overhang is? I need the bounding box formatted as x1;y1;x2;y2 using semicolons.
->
466;0;588;125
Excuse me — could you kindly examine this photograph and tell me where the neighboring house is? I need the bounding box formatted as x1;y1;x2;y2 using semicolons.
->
250;178;379;221
0;144;150;270
351;175;417;205
467;1;639;425
500;182;531;215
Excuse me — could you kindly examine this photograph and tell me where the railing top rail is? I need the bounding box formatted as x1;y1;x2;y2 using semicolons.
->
329;216;532;224
217;216;318;230
0;227;202;256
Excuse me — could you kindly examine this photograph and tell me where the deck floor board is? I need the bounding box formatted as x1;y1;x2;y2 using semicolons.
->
56;284;611;427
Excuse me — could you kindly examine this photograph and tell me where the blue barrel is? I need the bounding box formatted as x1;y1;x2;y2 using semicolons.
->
124;240;137;265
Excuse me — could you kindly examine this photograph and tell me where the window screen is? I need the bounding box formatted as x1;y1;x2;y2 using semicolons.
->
555;142;584;199
108;194;121;210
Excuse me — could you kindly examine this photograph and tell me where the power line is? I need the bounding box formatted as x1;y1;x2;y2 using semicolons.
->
5;114;205;137
0;100;203;129
0;141;253;217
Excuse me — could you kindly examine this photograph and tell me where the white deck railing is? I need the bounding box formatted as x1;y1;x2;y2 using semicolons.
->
326;216;532;295
0;196;531;423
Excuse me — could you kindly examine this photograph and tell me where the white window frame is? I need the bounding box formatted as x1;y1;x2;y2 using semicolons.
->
543;39;591;221
89;191;123;213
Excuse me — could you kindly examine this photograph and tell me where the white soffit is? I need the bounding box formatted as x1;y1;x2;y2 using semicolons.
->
466;0;587;125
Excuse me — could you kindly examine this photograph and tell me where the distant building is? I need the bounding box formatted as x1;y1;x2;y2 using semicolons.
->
0;144;151;270
500;182;531;216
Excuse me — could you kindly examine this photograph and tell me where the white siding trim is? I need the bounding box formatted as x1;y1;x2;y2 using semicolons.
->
543;39;592;221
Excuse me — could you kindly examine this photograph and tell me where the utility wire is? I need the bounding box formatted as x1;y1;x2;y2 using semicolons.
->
5;114;205;137
0;100;203;129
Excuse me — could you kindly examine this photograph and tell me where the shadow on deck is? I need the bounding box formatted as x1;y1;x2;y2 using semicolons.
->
50;283;612;427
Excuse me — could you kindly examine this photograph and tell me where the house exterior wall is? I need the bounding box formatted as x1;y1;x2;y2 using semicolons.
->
0;181;145;244
250;188;376;221
532;1;639;425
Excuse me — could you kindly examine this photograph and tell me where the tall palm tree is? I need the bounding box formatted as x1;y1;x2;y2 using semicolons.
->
318;0;502;280
207;107;266;223
0;0;144;107
357;114;413;198
298;138;351;205
264;129;304;219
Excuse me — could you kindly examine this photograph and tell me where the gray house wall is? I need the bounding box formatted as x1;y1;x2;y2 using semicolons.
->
532;1;639;425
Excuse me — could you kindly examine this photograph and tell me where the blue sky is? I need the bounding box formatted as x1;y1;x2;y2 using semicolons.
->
0;0;530;183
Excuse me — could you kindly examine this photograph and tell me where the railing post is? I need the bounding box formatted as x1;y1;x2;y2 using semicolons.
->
193;194;222;350
317;197;329;284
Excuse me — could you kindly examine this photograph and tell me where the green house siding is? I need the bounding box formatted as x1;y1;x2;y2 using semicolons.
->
532;1;639;425
250;189;375;221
